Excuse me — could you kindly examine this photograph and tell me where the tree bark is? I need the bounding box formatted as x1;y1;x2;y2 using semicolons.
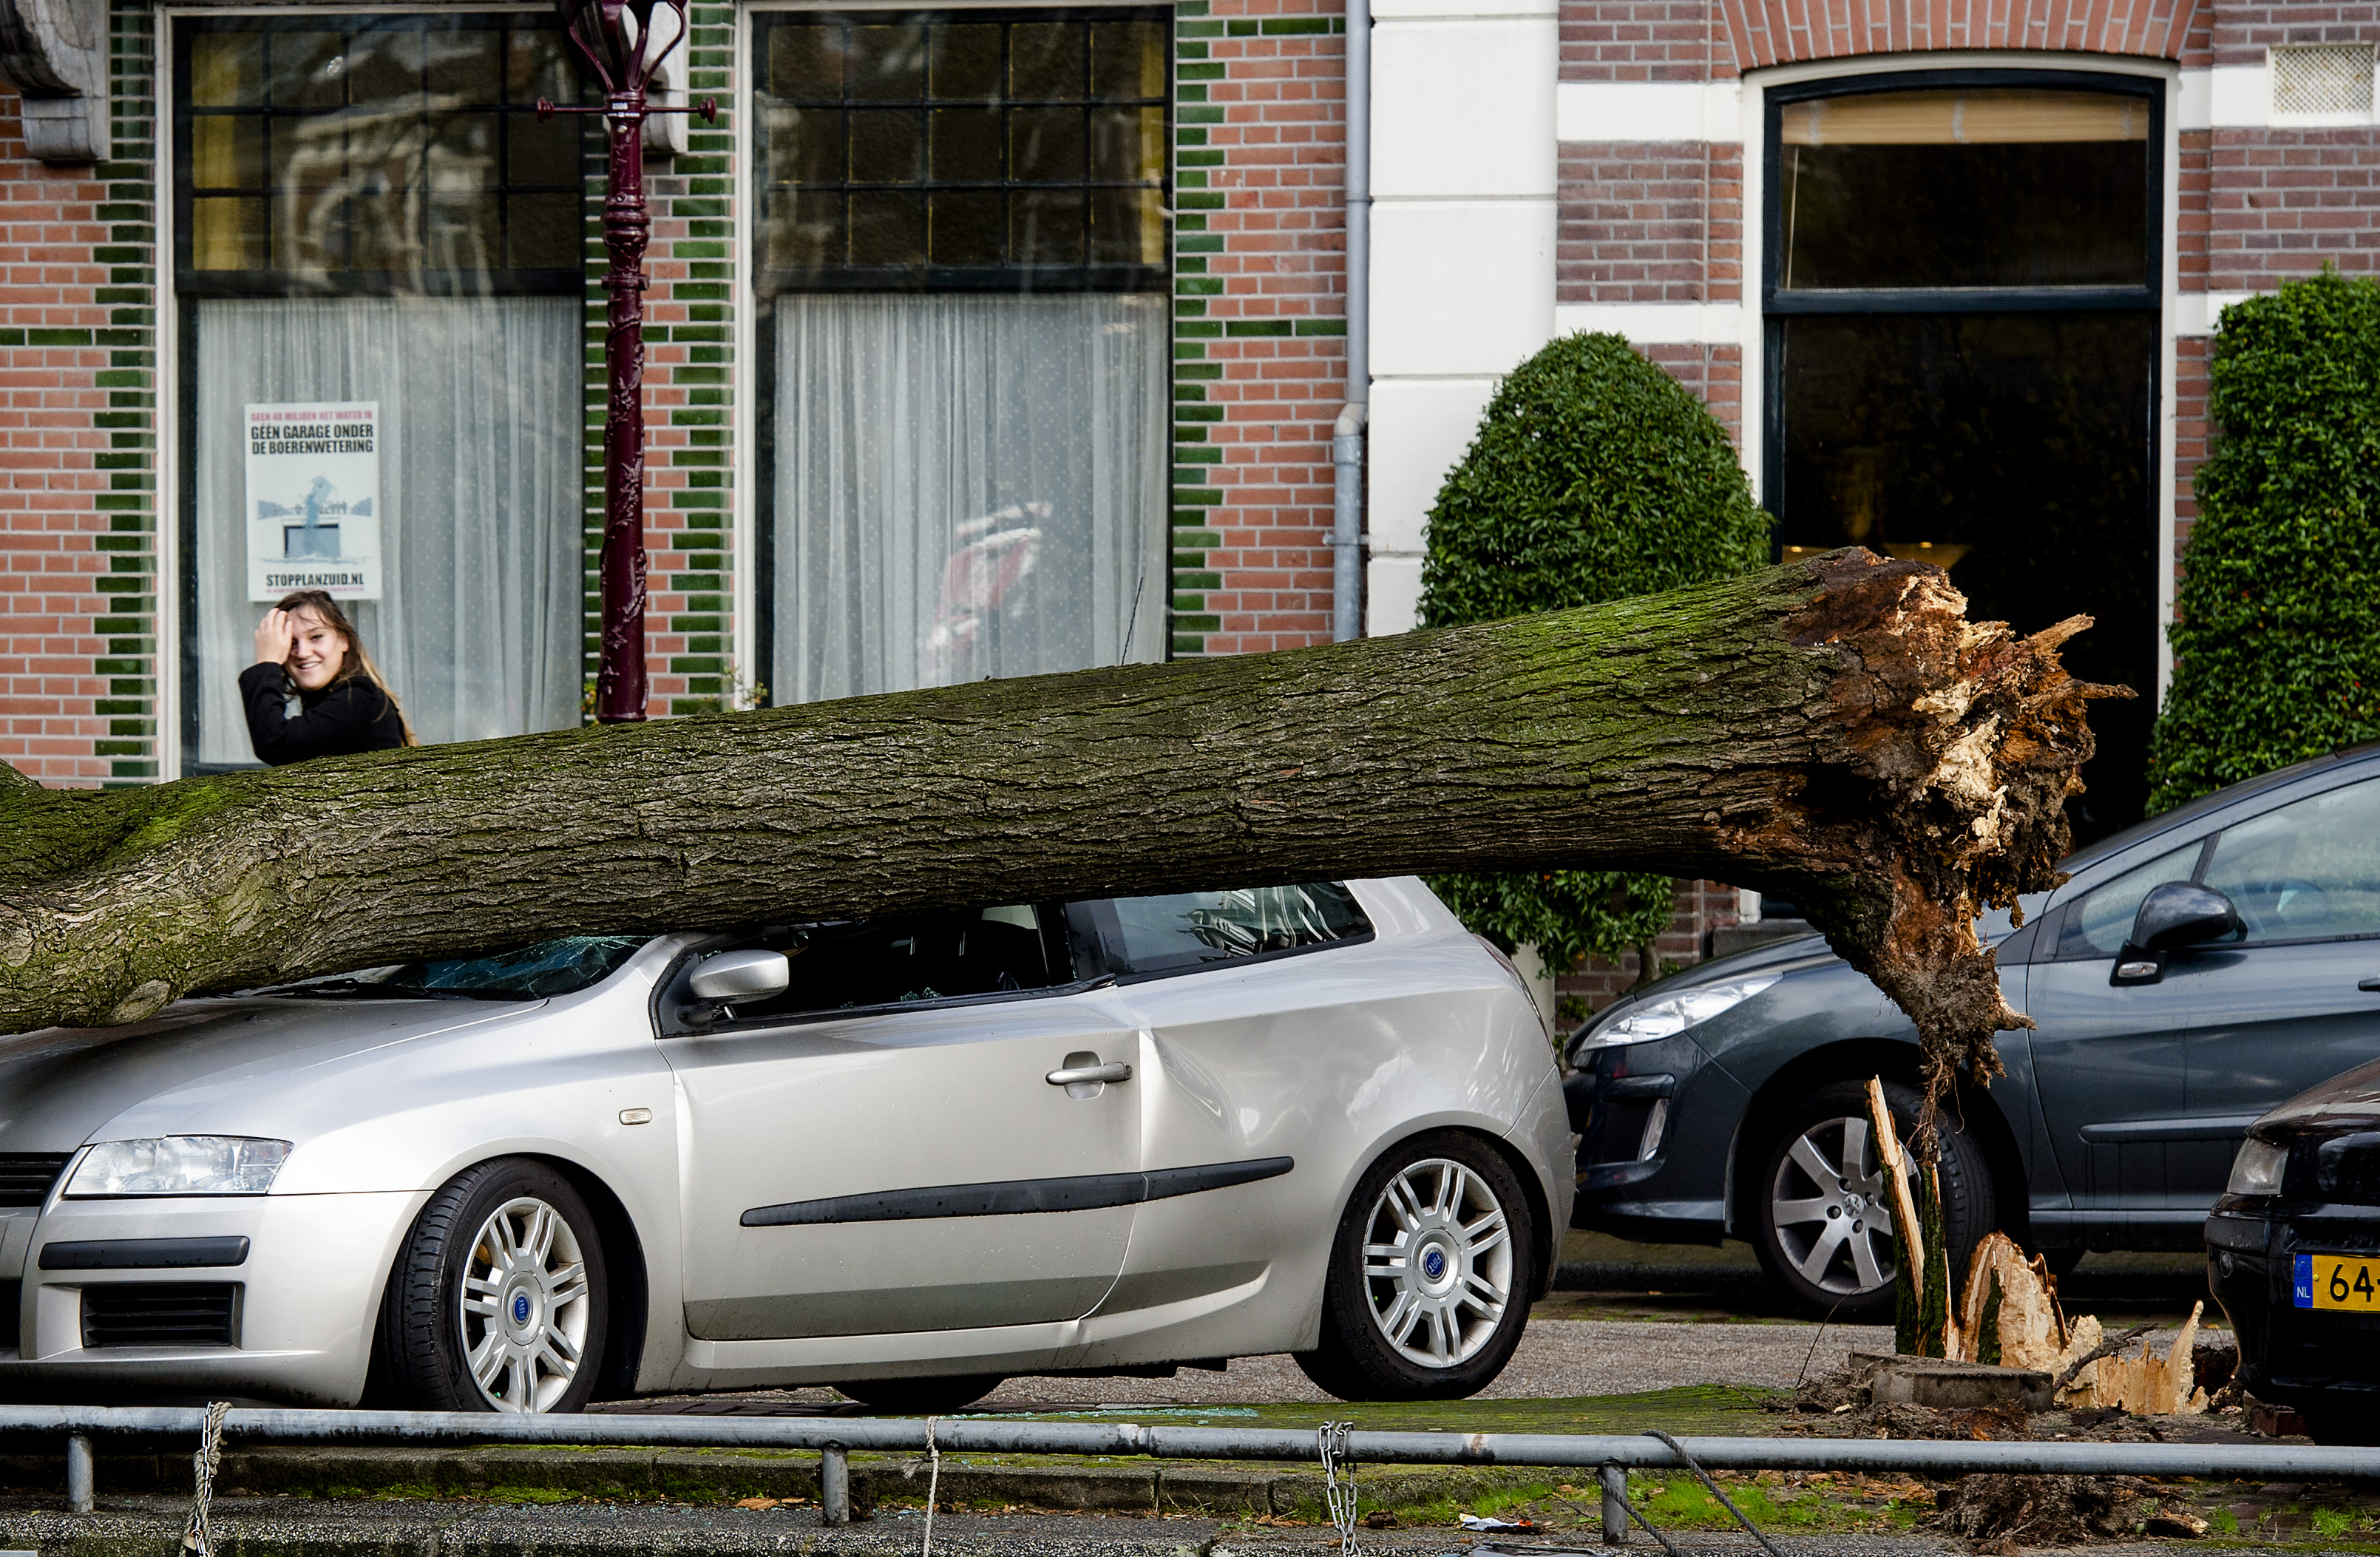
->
0;548;2116;1086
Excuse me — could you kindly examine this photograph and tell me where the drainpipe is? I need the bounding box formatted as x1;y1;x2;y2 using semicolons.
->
1329;0;1370;642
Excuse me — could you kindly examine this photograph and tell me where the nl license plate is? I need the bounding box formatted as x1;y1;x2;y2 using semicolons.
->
2295;1253;2380;1311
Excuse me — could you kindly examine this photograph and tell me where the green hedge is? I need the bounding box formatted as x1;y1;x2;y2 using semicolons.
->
1418;332;1772;975
2148;270;2380;812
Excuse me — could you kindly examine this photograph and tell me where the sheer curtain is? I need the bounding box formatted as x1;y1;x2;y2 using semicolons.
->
773;293;1167;705
195;296;582;764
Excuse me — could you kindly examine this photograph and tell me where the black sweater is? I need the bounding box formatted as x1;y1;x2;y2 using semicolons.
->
239;662;408;766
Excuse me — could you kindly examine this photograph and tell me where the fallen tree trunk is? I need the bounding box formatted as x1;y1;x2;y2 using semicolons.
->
0;549;2113;1085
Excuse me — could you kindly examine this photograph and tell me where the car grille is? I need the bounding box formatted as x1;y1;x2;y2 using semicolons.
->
0;1155;70;1208
81;1283;239;1349
0;1279;17;1353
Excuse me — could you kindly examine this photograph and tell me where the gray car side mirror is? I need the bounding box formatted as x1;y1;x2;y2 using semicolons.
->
688;949;790;1003
2112;883;2242;985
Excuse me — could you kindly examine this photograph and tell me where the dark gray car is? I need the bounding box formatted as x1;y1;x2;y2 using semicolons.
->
1567;743;2380;1319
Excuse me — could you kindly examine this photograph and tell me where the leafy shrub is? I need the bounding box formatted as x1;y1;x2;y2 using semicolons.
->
1418;332;1772;972
2148;270;2380;811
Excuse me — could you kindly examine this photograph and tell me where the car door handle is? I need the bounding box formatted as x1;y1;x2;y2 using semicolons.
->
2362;978;2380;992
1046;1061;1133;1086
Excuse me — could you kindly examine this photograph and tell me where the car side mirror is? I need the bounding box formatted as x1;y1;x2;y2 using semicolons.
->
2112;883;2242;985
688;949;790;1004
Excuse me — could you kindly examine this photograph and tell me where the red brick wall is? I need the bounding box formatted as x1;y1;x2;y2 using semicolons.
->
1168;0;1349;657
1561;0;1740;79
0;98;123;786
1556;880;1746;1015
2208;131;2380;288
1716;0;2208;69
2211;0;2380;64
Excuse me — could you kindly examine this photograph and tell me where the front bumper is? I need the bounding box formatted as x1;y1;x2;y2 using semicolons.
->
1567;1037;1746;1239
2208;1198;2380;1408
0;1190;424;1405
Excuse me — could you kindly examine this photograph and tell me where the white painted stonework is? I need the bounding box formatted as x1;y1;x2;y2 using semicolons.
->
1554;80;1744;143
1365;0;1559;634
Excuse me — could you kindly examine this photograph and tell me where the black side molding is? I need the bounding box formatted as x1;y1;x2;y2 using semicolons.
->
742;1156;1295;1228
38;1236;251;1272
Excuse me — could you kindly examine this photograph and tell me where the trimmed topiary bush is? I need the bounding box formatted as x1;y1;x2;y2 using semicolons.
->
2147;270;2380;813
1418;331;1773;977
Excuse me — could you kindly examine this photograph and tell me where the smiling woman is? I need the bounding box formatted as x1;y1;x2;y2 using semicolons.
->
238;588;416;765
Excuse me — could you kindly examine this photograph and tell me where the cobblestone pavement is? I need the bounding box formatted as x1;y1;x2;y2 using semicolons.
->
594;1315;1900;1417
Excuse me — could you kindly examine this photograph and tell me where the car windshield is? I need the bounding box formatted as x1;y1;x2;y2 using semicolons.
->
257;935;651;1002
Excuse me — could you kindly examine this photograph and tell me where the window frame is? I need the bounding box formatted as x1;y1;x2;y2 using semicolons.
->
748;6;1173;297
1760;67;2169;520
169;11;591;776
171;12;591;301
746;3;1176;713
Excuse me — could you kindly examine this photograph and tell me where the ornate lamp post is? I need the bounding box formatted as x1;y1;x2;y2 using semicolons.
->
541;0;715;724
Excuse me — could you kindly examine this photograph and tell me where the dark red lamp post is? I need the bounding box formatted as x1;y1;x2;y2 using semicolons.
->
542;0;715;724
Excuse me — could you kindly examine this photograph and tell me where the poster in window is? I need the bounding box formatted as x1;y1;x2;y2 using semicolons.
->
244;401;383;601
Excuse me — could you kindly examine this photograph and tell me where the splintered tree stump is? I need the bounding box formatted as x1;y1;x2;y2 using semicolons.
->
0;548;2118;1073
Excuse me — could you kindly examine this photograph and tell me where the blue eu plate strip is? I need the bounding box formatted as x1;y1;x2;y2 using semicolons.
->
2295;1252;2314;1309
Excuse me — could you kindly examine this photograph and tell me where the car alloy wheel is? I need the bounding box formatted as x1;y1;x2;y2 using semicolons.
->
458;1195;594;1413
1296;1130;1536;1401
1361;1157;1514;1367
1749;1077;1996;1320
1769;1113;1906;1298
373;1158;610;1415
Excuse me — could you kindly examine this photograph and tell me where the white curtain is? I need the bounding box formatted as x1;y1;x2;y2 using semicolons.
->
773;293;1167;705
195;296;583;764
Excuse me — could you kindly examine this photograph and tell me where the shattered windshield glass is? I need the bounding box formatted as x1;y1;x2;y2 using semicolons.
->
254;935;651;1003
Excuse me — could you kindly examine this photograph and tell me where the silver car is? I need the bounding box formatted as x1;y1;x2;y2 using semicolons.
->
0;878;1570;1413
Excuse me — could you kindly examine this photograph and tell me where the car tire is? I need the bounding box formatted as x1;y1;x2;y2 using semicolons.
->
1750;1079;1996;1323
835;1376;1004;1414
1295;1131;1536;1402
373;1159;610;1414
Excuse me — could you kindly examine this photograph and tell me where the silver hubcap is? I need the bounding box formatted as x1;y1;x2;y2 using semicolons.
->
459;1195;591;1413
1361;1158;1513;1368
1770;1113;1911;1297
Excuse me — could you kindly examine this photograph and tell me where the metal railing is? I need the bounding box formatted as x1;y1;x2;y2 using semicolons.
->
3;1404;2375;1539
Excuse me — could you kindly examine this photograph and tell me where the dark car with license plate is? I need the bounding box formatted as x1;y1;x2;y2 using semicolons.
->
1565;742;2380;1320
2207;1060;2380;1445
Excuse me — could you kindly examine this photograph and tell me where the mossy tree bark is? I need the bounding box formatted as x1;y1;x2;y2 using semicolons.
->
0;549;2115;1090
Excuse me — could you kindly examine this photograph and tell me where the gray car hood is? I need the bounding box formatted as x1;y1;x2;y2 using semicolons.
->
0;997;534;1154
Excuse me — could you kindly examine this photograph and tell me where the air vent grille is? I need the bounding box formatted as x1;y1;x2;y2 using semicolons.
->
0;1280;18;1354
81;1283;239;1349
2272;44;2375;117
0;1155;70;1209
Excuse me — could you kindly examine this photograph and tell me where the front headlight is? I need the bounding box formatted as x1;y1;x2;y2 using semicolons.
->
2226;1136;2288;1197
1573;974;1781;1054
64;1136;292;1197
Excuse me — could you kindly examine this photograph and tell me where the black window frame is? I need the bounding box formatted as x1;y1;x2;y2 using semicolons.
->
169;12;591;776
172;12;590;300
749;6;1173;296
748;4;1176;710
1760;67;2166;513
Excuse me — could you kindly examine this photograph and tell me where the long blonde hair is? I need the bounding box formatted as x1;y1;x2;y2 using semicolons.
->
274;589;419;747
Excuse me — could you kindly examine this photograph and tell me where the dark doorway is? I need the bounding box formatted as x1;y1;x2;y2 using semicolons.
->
1765;74;2163;847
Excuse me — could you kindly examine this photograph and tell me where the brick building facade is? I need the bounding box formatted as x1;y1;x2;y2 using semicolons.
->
0;0;2373;1014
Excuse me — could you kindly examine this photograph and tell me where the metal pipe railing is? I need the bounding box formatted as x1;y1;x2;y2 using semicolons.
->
4;1405;2375;1538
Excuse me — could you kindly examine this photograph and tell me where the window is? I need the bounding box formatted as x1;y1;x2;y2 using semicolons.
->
664;904;1077;1031
176;15;587;770
753;10;1170;708
1766;72;2162;847
2201;779;2380;944
1069;883;1374;980
2058;842;2203;960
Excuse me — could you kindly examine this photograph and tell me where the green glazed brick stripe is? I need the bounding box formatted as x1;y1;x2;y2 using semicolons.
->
1168;0;1349;658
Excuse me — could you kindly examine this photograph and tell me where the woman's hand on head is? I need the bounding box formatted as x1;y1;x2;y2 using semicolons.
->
254;608;295;667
